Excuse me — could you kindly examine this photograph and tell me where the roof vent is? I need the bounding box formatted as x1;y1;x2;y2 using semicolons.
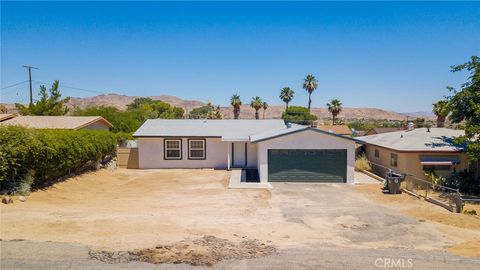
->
407;122;414;131
286;122;292;128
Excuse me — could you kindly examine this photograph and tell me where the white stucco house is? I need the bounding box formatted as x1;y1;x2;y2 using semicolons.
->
133;119;357;184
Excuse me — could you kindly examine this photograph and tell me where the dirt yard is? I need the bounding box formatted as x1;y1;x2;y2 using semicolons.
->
1;168;480;266
355;184;480;257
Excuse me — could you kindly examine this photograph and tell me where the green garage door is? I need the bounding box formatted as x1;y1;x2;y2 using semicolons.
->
268;149;347;182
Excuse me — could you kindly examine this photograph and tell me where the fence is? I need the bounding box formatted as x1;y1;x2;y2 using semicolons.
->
368;161;463;213
117;147;139;169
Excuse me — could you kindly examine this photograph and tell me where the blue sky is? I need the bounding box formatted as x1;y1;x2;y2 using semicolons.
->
1;1;479;112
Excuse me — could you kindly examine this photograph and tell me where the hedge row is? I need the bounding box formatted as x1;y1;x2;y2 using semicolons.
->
0;125;117;192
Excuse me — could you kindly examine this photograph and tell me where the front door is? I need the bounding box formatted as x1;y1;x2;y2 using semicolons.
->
232;142;246;168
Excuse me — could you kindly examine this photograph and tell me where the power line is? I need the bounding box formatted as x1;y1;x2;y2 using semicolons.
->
1;80;29;90
33;80;107;94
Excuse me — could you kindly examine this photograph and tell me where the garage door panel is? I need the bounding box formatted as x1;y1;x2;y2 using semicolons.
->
268;149;347;182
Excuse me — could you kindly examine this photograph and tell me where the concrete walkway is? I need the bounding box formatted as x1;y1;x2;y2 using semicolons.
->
228;169;272;189
354;171;382;184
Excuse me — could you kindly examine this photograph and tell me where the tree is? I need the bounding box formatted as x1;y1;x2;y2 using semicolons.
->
250;96;263;120
303;74;318;112
432;100;450;127
447;56;480;163
73;106;143;133
0;104;7;113
279;87;294;110
230;94;242;119
326;99;342;125
16;80;70;116
126;97;184;119
206;103;223;119
281;106;317;125
413;118;426;128
189;105;212;119
262;102;268;119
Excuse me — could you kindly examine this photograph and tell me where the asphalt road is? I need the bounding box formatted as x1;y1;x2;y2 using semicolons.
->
2;240;480;270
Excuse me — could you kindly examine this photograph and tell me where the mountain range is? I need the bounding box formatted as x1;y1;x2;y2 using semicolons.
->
63;93;435;121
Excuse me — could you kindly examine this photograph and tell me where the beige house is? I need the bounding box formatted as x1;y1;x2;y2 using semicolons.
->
358;128;469;180
1;116;113;130
133;119;357;184
365;127;403;136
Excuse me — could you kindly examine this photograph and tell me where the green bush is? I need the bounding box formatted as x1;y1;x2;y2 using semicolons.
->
281;106;317;125
0;126;117;192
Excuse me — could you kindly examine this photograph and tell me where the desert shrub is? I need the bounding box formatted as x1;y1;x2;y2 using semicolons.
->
355;155;371;171
0;126;117;193
464;209;477;216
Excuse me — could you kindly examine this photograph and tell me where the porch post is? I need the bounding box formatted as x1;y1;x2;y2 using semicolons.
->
227;142;231;170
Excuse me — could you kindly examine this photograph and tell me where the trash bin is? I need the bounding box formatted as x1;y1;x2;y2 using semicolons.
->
386;172;403;194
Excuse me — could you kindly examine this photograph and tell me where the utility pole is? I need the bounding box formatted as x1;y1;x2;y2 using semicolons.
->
22;65;38;104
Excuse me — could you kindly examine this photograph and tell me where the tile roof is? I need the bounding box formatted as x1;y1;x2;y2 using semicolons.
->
367;127;403;135
0;113;17;122
317;125;352;135
357;128;465;152
1;116;113;130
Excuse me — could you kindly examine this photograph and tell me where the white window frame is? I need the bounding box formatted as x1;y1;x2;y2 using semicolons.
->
390;153;398;168
188;139;206;160
164;139;182;160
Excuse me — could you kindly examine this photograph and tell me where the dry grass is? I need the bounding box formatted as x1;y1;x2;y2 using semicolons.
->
355;155;372;171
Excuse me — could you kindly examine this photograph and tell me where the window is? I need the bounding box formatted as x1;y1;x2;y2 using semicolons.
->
423;165;451;172
374;149;380;158
390;153;398;167
188;139;205;160
164;139;181;160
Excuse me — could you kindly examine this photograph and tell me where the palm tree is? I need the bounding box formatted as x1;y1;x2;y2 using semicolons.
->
327;99;342;125
230;94;242;119
262;102;268;119
250;96;263;120
432;100;449;127
279;87;294;110
303;74;318;112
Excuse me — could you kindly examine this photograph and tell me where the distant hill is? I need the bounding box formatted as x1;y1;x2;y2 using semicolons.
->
67;93;204;111
3;93;435;121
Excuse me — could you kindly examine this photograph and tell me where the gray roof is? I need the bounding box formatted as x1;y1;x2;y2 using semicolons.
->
133;119;293;141
250;124;308;142
357;128;465;152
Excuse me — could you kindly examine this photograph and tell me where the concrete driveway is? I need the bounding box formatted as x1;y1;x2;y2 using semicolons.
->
1;169;479;269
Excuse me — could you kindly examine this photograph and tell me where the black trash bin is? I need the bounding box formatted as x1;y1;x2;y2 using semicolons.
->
386;171;403;194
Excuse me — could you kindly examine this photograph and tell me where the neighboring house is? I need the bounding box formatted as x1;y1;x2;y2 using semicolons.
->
357;128;468;180
353;130;366;137
133;119;357;183
365;127;403;136
0;113;17;122
317;125;353;136
1;116;113;130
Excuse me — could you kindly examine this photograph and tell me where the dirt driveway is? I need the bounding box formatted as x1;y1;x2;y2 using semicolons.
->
1;168;480;268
